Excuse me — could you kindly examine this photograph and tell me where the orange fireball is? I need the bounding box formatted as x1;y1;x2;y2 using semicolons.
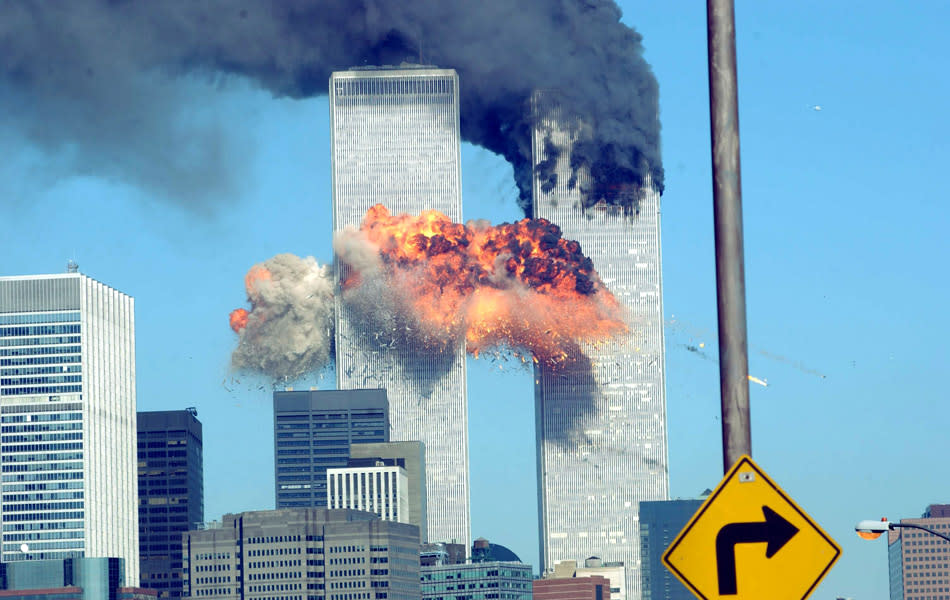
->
341;204;627;367
229;308;249;333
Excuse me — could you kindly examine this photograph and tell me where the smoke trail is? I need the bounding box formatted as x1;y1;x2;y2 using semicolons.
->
230;254;334;381
0;1;661;213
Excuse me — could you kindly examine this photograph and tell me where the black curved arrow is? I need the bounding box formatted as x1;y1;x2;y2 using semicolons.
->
715;505;799;595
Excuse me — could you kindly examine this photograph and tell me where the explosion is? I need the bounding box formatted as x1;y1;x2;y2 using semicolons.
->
338;205;627;368
229;254;335;382
230;205;628;379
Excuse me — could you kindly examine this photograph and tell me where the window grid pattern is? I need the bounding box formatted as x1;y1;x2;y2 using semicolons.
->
420;561;533;599
274;391;389;510
330;68;469;549
183;509;422;600
0;274;139;586
137;410;204;598
531;93;670;599
327;466;408;524
890;516;950;600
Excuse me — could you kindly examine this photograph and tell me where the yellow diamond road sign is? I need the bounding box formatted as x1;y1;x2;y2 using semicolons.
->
662;455;841;600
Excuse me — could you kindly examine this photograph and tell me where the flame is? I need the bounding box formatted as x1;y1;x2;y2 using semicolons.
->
244;264;272;301
229;265;273;334
229;308;249;333
341;204;628;367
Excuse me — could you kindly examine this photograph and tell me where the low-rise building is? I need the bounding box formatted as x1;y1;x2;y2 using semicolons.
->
183;508;420;600
533;575;611;600
0;558;154;600
421;562;532;600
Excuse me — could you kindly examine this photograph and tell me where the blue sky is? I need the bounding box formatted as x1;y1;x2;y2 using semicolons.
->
3;2;949;598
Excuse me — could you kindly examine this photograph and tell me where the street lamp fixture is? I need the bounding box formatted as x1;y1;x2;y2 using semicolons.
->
855;519;950;543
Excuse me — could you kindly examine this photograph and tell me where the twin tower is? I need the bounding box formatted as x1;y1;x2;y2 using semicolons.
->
328;66;668;597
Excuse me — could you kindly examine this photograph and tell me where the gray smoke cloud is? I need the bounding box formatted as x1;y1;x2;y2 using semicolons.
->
0;0;662;213
230;253;334;382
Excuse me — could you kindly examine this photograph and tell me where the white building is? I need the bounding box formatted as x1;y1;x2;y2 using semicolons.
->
327;459;409;524
329;66;470;549
0;271;139;586
531;92;669;598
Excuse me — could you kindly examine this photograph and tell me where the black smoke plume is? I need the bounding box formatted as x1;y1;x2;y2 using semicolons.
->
0;0;662;214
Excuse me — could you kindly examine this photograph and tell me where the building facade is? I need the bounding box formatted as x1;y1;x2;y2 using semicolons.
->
182;508;421;600
274;390;389;509
350;442;427;542
420;562;532;600
888;504;950;600
531;92;669;597
137;409;204;598
639;499;704;600
0;557;153;600
533;576;611;600
0;273;139;586
330;66;470;549
327;458;409;524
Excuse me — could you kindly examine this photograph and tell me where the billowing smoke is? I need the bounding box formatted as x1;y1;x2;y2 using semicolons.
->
230;205;628;380
0;1;661;213
230;254;334;382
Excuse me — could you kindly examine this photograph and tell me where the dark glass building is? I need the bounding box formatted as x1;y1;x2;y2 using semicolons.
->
273;389;389;509
136;409;204;599
639;498;705;600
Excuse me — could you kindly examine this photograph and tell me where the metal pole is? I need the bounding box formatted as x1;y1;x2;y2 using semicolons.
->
706;0;752;473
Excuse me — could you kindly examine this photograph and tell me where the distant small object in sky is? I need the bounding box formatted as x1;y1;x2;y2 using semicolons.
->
748;375;768;387
812;105;823;111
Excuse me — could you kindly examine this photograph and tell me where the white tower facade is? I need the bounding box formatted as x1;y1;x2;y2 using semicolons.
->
0;272;139;586
327;463;410;524
531;93;669;598
329;67;469;549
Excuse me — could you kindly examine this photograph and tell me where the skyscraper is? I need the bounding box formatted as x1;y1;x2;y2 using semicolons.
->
330;66;470;548
273;389;389;509
137;409;204;598
888;504;950;600
0;272;139;586
531;92;669;597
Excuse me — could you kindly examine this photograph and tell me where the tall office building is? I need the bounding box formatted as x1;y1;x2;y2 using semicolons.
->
330;66;470;548
639;498;705;600
0;272;139;586
273;389;389;508
137;409;204;598
531;92;669;597
888;503;950;600
182;508;421;600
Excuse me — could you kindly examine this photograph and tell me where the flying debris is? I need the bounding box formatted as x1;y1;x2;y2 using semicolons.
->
748;375;769;387
812;105;823;111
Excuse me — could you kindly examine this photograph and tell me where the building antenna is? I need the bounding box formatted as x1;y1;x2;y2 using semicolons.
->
66;260;79;273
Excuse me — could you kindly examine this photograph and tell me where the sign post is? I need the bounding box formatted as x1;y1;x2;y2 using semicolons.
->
662;456;840;600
